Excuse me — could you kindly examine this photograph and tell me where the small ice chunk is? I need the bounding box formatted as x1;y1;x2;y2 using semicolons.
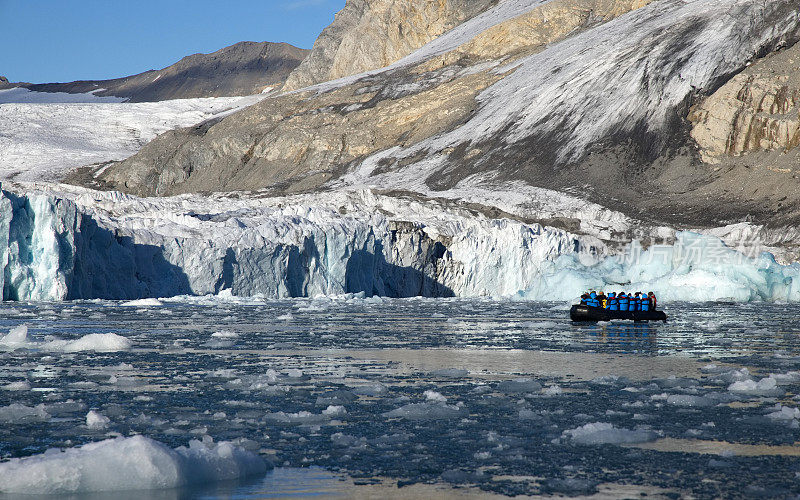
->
0;325;30;349
0;435;268;494
728;377;784;397
86;410;110;430
2;380;31;391
321;405;347;417
544;385;563;395
431;368;469;378
120;298;163;307
498;378;542;394
424;390;447;402
713;368;751;384
769;371;800;385
55;333;132;353
352;383;388;396
562;422;658;445
286;369;303;378
543;478;599;496
766;404;800;422
211;330;239;338
330;433;363;447
666;395;713;408
265;411;330;425
383;402;466;420
0;403;49;423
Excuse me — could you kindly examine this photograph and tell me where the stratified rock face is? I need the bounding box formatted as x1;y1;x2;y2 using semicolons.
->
93;0;658;197
85;0;800;229
16;42;309;102
282;0;496;91
689;43;800;164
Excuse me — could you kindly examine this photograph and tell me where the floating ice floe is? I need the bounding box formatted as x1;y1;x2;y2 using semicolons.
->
0;325;131;352
562;422;659;445
0;435;268;494
384;402;466;420
211;330;240;338
120;298;164;307
728;377;785;397
86;410;111;430
1;380;31;391
0;403;49;424
765;404;800;428
497;378;542;394
424;390;447;402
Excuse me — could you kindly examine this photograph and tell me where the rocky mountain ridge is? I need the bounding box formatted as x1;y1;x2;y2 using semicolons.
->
86;0;800;240
283;0;498;91
2;42;308;102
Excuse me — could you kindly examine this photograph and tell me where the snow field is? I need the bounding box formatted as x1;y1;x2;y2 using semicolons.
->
0;93;264;181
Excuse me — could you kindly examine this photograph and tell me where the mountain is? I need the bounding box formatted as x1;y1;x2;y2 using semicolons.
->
87;0;800;236
282;0;498;91
1;42;308;102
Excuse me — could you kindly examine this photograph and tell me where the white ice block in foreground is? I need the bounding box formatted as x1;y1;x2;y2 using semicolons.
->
0;435;269;494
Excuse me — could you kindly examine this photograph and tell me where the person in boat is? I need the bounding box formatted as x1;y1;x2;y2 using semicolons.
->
629;293;638;312
633;292;642;311
580;293;589;305
640;292;651;312
618;292;629;311
607;292;618;310
587;291;600;307
598;291;607;308
648;292;657;310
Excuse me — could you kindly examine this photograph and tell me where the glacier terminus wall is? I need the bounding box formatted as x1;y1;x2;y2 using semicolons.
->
0;186;799;303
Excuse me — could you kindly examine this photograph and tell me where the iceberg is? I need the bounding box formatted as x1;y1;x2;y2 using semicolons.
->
0;325;131;352
0;435;269;495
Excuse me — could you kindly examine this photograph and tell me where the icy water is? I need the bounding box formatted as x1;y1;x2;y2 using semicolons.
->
3;298;800;498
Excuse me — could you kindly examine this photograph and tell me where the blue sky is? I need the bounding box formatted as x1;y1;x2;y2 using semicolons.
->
0;0;345;83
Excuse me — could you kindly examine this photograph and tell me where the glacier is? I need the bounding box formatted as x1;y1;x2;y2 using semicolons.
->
1;184;798;302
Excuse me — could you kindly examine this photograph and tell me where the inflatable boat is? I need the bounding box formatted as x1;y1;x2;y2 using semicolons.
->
570;304;667;323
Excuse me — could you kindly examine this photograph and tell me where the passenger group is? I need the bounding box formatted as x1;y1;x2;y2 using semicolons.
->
580;291;657;311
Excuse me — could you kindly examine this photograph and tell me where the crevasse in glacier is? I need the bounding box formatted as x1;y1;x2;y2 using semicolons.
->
0;187;797;302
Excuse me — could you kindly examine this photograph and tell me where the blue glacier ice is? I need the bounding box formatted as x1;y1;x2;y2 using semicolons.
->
0;187;798;302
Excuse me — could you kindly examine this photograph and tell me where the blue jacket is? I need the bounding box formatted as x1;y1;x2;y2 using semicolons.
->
628;297;637;311
640;298;650;311
618;294;629;310
608;297;619;311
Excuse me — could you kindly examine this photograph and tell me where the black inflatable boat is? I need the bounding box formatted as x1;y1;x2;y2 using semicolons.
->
570;304;667;323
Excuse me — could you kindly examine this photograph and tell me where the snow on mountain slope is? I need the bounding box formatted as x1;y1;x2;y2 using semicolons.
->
0;94;264;182
344;0;800;183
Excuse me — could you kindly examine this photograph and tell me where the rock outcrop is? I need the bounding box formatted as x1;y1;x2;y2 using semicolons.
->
7;42;308;102
79;0;800;230
282;0;496;91
90;0;661;197
690;42;800;163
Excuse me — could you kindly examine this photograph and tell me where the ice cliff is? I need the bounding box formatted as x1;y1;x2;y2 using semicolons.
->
2;185;799;303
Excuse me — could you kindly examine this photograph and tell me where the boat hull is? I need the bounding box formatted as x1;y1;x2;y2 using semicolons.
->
570;304;667;323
